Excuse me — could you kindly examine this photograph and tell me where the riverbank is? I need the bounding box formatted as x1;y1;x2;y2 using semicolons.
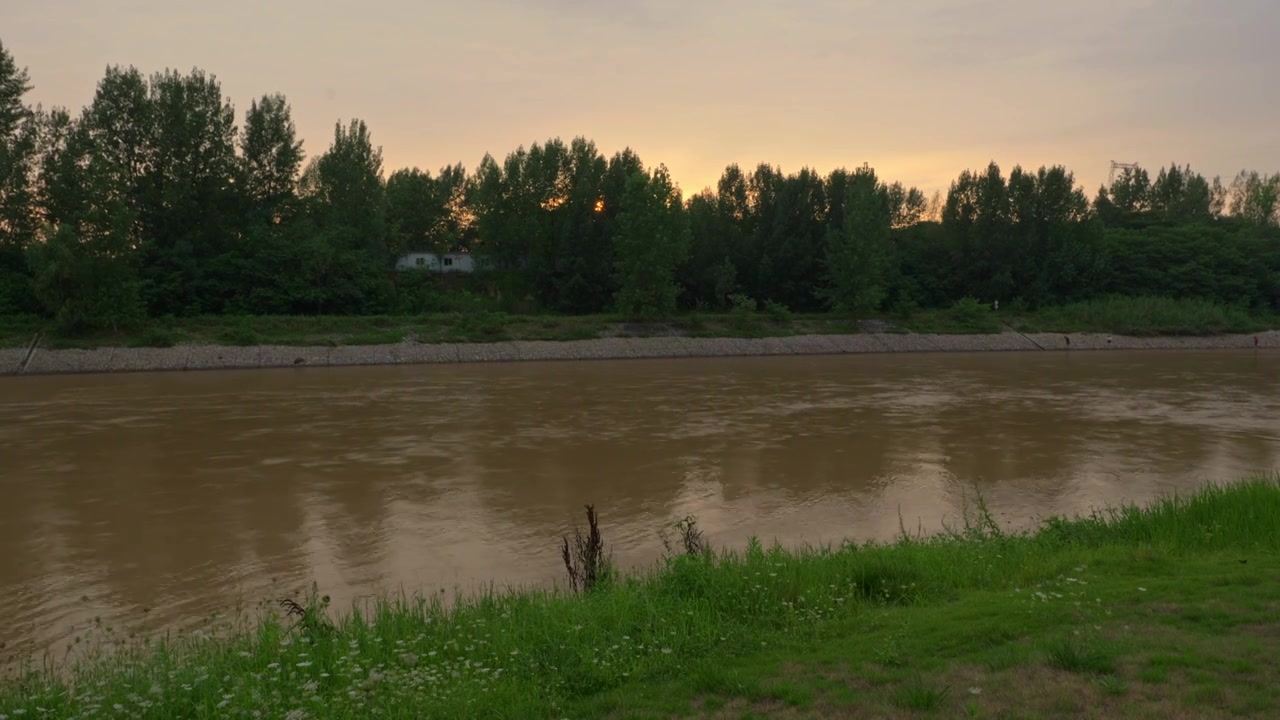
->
3;478;1277;718
5;329;1280;375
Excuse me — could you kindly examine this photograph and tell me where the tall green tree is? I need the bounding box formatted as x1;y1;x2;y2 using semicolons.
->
241;93;303;217
553;138;611;313
1094;165;1151;227
139;69;239;314
742;165;826;309
80;66;152;244
467;137;613;311
292;119;392;313
29;108;144;330
0;39;39;312
1149;164;1212;223
232;93;307;313
613;165;689;318
821;166;893;313
943;162;1013;300
1229;171;1280;227
886;181;927;228
386;164;472;260
1006;165;1101;305
386;167;438;260
309;119;388;258
679;164;749;309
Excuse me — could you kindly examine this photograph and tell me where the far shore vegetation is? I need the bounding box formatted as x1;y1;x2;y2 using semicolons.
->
3;40;1280;348
2;477;1278;718
3;295;1279;351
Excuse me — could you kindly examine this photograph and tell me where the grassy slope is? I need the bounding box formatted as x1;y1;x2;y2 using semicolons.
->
12;312;870;350
2;478;1278;719
4;296;1275;349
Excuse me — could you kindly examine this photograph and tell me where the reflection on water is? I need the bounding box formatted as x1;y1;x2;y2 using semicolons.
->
1;350;1278;658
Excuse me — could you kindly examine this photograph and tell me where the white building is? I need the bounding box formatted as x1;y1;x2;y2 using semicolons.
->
394;251;477;273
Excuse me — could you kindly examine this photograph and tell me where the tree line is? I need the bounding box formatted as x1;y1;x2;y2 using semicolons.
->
1;41;1278;331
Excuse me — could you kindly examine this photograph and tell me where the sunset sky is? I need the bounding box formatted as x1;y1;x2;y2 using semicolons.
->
5;0;1278;197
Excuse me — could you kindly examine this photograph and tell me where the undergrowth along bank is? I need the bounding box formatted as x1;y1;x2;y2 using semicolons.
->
6;295;1278;350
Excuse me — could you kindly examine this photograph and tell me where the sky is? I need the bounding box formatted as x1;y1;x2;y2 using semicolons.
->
4;0;1279;197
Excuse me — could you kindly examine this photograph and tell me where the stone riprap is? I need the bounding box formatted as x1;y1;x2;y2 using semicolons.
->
260;345;332;368
9;331;1277;376
0;348;26;375
185;346;260;371
24;348;116;374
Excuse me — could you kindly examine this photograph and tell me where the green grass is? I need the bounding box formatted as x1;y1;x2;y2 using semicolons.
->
895;297;1005;334
1015;295;1275;336
3;477;1279;718
1044;635;1118;675
6;295;1278;349
0;313;42;348
14;312;866;349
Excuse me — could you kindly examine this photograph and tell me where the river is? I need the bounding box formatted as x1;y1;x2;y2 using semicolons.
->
1;350;1277;660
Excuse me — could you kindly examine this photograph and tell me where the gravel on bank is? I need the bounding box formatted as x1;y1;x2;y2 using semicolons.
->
5;330;1280;376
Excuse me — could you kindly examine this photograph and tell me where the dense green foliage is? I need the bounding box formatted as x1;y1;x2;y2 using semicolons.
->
1;41;1278;331
2;478;1278;718
1018;296;1263;336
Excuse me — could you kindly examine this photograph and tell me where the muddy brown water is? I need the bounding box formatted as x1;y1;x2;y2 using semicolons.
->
2;350;1278;660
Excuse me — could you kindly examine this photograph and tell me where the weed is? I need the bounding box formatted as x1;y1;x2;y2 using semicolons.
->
278;592;334;639
893;675;950;711
1095;674;1129;696
660;515;707;558
561;504;611;593
1045;635;1117;675
874;629;909;667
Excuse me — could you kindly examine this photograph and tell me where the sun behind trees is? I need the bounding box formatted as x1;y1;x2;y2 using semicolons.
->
1;40;1279;332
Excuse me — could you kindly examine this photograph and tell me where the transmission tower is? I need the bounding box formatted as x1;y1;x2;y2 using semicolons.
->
1108;160;1140;184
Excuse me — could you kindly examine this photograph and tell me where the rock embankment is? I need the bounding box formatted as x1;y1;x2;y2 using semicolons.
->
5;331;1278;376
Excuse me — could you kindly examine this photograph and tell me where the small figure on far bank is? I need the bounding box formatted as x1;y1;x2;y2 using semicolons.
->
1065;335;1070;347
1256;336;1260;347
993;299;999;311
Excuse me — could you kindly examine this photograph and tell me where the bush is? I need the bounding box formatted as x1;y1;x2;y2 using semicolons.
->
728;293;760;332
128;327;178;348
1025;295;1259;336
763;299;792;321
728;293;757;315
948;297;990;329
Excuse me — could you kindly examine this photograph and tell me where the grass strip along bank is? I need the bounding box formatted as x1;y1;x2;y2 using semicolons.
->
3;478;1280;719
4;296;1278;350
